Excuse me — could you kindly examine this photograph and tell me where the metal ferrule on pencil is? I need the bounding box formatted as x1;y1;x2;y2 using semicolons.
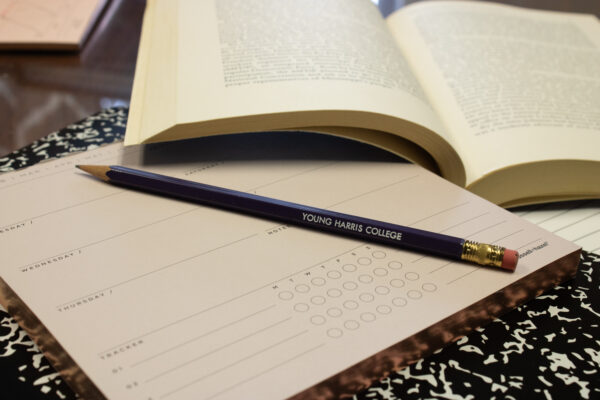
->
460;240;506;269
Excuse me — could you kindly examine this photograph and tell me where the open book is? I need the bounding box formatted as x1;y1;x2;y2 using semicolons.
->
124;0;600;207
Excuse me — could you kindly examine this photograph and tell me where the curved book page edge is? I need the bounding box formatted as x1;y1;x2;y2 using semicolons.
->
136;111;467;187
468;160;600;207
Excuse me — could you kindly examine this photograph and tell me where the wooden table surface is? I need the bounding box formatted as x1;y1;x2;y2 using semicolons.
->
0;0;598;156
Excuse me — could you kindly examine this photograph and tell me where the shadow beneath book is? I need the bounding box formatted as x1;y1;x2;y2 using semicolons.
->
137;131;409;166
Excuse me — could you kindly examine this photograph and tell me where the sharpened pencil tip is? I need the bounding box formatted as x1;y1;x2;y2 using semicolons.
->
76;165;111;181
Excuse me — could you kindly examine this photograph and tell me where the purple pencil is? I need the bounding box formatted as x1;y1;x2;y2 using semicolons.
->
77;165;518;271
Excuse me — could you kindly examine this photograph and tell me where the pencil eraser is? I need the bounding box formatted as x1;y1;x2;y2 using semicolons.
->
501;249;519;271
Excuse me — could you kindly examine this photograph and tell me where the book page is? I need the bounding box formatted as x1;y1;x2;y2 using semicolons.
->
125;0;467;185
0;133;578;399
387;1;600;186
513;200;600;254
0;0;106;49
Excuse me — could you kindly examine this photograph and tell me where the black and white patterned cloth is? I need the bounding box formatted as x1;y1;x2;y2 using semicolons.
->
1;108;599;399
0;108;128;173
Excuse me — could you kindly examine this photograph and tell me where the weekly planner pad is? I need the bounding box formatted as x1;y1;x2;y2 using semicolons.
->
0;133;580;399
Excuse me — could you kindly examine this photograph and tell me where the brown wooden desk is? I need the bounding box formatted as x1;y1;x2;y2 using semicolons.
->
1;0;598;156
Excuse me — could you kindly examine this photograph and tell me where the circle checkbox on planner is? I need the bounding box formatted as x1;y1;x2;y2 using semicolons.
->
390;279;405;288
360;312;377;322
422;283;437;292
311;277;326;286
343;300;359;310
327;270;342;279
373;268;388;277
343;281;358;291
278;291;294;300
359;293;375;303
310;315;326;326
342;264;357;272
311;296;326;305
358;274;373;284
376;305;392;315
295;284;310;293
344;320;360;330
375;286;390;295
327;307;343;318
407;290;423;299
392;297;407;307
405;272;420;281
357;257;372;266
372;251;386;259
327;288;343;298
388;261;403;270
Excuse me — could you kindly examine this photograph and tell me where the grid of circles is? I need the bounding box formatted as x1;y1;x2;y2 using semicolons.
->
275;247;438;339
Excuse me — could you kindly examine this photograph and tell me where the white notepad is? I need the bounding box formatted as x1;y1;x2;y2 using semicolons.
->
0;133;580;399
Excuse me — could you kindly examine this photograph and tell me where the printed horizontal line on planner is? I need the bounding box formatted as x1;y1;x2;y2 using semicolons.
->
54;232;259;313
13;165;410;273
4;193;124;241
23;206;200;275
91;244;452;399
48;176;429;311
95;244;440;364
52;205;516;313
81;225;532;399
0;145;135;189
